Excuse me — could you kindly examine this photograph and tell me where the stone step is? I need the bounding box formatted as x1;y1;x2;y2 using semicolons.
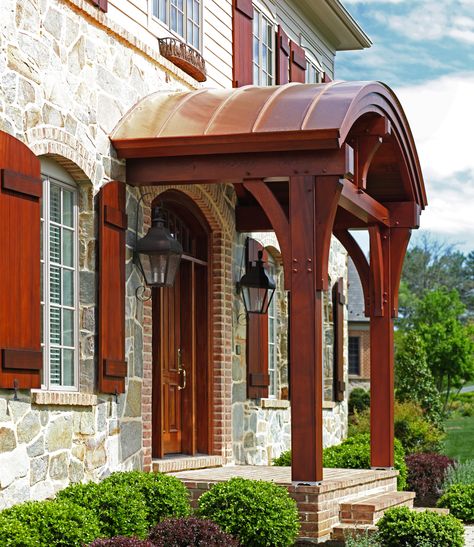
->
339;490;415;524
331;523;378;542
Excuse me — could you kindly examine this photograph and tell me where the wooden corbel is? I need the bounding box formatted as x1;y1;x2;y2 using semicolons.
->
355;136;383;190
389;228;411;317
368;225;386;317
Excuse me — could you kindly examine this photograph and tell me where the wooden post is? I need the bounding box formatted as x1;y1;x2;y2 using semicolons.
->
289;175;341;483
369;226;411;468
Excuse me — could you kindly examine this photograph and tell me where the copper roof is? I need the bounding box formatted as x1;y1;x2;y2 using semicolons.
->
111;82;426;207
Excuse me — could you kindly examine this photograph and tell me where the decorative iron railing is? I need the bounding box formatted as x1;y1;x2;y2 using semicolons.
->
158;37;207;82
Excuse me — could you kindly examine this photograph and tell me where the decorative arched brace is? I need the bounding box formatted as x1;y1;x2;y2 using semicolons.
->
369;225;385;317
315;177;343;290
334;228;370;316
389;228;412;317
242;179;291;290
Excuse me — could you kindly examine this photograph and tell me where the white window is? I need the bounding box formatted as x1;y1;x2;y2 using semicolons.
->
41;165;79;390
305;58;323;83
153;0;201;50
253;5;275;86
267;258;277;397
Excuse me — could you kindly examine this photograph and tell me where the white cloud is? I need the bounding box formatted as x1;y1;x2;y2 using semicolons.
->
395;74;474;242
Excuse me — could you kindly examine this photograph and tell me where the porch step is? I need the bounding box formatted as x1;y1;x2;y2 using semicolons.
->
152;455;223;473
330;523;378;543
339;490;415;524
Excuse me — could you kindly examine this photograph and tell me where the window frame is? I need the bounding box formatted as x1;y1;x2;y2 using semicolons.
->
305;55;323;84
252;2;276;86
348;336;361;376
266;254;278;398
152;0;202;51
41;173;80;392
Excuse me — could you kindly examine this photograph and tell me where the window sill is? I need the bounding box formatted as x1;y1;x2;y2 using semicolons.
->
323;401;336;410
31;390;97;407
260;398;290;409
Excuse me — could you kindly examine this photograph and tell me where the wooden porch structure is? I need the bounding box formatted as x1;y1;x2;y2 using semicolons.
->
111;81;426;483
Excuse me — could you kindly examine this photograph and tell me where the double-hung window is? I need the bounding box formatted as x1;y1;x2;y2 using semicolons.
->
253;5;275;86
305;58;323;83
41;170;79;390
153;0;201;50
348;336;361;376
267;259;277;397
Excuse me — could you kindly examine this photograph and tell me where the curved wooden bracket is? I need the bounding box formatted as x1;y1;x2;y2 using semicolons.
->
242;179;291;289
315;176;343;290
356;136;383;190
369;225;385;317
389;228;411;317
334;229;370;315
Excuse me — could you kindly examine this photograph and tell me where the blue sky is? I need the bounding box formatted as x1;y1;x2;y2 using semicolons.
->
335;0;474;253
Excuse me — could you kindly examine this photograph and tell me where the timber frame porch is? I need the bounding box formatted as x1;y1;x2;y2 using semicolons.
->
111;81;426;483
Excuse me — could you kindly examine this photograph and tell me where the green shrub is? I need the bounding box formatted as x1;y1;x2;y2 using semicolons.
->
0;513;39;547
349;388;370;415
100;471;191;527
438;483;474;522
449;392;474;417
443;459;474;490
377;506;464;547
349;401;444;454
57;478;149;539
323;434;407;490
344;530;381;546
198;477;299;546
0;499;101;546
273;450;291;466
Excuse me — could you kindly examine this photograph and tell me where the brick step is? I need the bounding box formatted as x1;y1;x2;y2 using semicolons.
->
331;523;378;543
340;490;415;524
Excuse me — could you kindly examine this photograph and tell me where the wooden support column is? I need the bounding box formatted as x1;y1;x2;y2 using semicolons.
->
369;225;411;468
289;175;341;483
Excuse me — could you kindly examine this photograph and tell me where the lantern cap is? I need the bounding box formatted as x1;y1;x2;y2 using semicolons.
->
136;207;183;255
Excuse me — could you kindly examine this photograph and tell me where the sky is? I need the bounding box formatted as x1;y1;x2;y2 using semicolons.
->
336;0;474;253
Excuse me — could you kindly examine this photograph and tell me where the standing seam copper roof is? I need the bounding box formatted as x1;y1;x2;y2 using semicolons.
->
111;81;426;206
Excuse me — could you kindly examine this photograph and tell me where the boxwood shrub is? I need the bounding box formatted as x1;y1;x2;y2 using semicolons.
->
273;450;291;466
0;499;101;547
198;477;299;546
148;516;239;546
323;434;407;490
100;471;191;527
88;539;154;547
438;483;474;522
377;506;464;547
57;479;149;538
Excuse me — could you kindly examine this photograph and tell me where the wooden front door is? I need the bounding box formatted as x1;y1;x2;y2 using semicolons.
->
152;196;212;458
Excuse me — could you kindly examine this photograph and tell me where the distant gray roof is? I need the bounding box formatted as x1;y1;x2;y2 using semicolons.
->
348;258;369;322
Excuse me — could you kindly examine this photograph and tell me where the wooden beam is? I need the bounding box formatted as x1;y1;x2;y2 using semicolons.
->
385;201;420;229
334;229;370;315
339;178;390;226
289;175;323;483
242;180;291;290
369;225;384;317
126;150;346;185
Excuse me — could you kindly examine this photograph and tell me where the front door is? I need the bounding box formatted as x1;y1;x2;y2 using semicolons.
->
151;196;211;458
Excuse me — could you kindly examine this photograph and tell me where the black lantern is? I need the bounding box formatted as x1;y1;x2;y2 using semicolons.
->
135;207;183;287
239;250;276;314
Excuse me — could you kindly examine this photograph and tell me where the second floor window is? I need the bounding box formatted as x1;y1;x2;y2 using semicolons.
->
41;172;79;390
253;6;275;86
153;0;201;50
305;59;322;83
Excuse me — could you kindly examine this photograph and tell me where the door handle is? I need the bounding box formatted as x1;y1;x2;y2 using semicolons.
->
177;348;186;390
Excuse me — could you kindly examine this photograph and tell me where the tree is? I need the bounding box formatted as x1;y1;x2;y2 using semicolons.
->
407;288;474;410
395;331;442;424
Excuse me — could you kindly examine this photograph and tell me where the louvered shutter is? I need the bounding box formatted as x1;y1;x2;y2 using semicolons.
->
246;237;269;398
232;0;254;87
276;25;289;85
98;181;127;394
0;132;42;389
289;41;306;83
333;277;345;401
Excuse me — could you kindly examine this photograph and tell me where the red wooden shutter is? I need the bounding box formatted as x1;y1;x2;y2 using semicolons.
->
289;41;306;83
246;237;269;398
98;181;127;394
0;132;42;389
333;277;345;402
90;0;108;12
276;26;289;85
232;0;254;87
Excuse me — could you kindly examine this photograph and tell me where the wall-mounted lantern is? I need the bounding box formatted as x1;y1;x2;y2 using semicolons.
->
238;250;276;314
135;206;183;288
